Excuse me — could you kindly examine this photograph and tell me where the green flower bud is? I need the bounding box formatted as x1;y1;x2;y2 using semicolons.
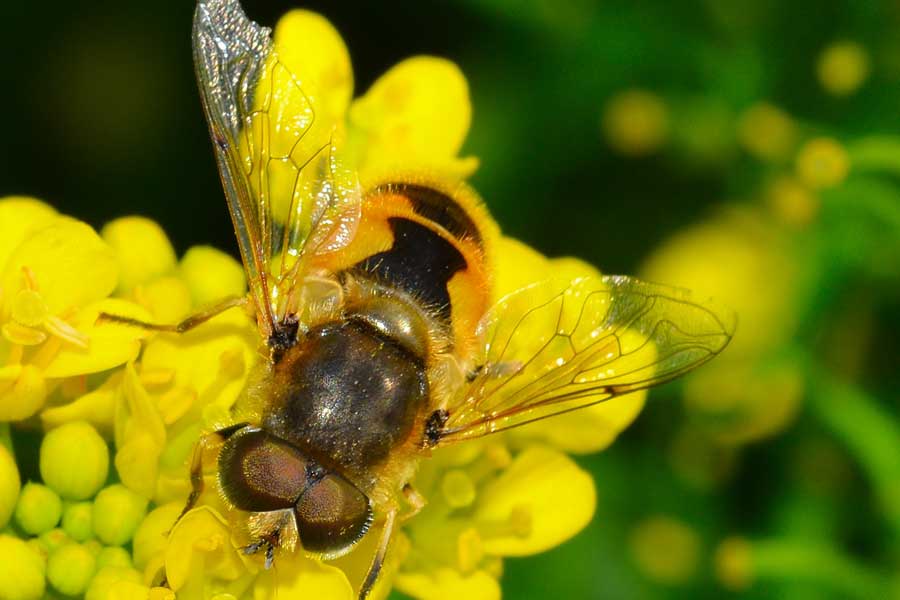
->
91;485;148;546
37;528;71;555
46;542;96;596
83;538;103;556
0;444;20;529
96;545;132;569
15;483;62;535
85;566;142;600
62;501;93;542
40;422;109;501
0;534;46;600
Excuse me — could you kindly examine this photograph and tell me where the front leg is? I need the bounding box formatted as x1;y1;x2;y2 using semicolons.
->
176;423;250;523
400;483;426;524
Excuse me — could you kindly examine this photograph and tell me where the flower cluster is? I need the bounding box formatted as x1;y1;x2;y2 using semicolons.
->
0;9;646;600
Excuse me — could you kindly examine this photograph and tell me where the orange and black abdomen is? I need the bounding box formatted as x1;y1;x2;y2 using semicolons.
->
316;180;495;359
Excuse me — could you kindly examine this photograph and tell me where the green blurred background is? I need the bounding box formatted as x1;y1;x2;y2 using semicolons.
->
2;1;899;598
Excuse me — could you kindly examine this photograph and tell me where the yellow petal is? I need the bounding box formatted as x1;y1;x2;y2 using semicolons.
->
41;372;121;434
0;197;58;270
253;551;354;600
42;298;150;378
0;364;47;421
102;217;177;293
474;445;595;556
274;10;353;122
492;237;602;302
0;217;118;321
114;364;166;497
350;57;473;177
115;432;162;499
395;567;500;600
508;389;646;454
165;507;247;591
1;322;47;346
140;307;257;416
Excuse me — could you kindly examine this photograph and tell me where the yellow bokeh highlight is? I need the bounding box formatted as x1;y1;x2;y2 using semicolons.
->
737;103;798;162
796;137;850;189
817;41;870;96
629;515;701;585
766;176;820;226
715;537;753;590
602;89;669;156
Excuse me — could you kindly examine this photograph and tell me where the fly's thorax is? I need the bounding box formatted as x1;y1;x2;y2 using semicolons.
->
265;312;431;490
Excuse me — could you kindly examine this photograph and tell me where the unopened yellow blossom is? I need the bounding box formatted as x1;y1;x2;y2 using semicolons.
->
602;89;669;156
817;41;870;96
40;421;109;500
62;502;94;542
47;542;97;596
0;534;46;600
92;484;148;546
102;217;178;294
15;482;62;536
0;446;18;530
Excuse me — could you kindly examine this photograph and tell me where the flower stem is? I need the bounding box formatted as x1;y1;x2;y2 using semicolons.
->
804;361;900;545
750;538;889;599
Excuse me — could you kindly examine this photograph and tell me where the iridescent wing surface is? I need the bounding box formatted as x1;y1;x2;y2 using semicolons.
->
192;0;361;339
436;275;735;444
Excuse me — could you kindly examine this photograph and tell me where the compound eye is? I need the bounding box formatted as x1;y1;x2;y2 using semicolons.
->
218;428;311;512
295;474;372;556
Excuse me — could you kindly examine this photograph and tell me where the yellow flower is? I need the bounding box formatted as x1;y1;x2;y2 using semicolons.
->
642;207;804;444
0;199;150;422
0;7;648;599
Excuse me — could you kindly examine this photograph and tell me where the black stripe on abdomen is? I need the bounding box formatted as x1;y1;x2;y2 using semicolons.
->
372;182;483;246
352;217;466;321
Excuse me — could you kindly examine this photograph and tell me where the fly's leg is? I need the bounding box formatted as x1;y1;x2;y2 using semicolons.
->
97;295;248;334
358;509;397;600
400;484;426;523
175;423;250;524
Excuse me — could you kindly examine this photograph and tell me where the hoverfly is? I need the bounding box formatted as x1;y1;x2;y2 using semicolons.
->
105;0;733;597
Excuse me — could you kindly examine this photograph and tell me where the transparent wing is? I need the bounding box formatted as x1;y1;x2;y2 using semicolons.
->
192;0;360;338
437;275;735;444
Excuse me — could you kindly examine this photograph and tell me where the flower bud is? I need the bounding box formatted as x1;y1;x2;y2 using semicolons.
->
102;217;177;292
85;566;142;600
47;542;97;596
0;534;46;600
180;246;246;306
37;528;71;555
96;545;132;569
0;443;20;529
15;482;62;535
92;485;148;546
62;501;94;542
40;421;110;500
